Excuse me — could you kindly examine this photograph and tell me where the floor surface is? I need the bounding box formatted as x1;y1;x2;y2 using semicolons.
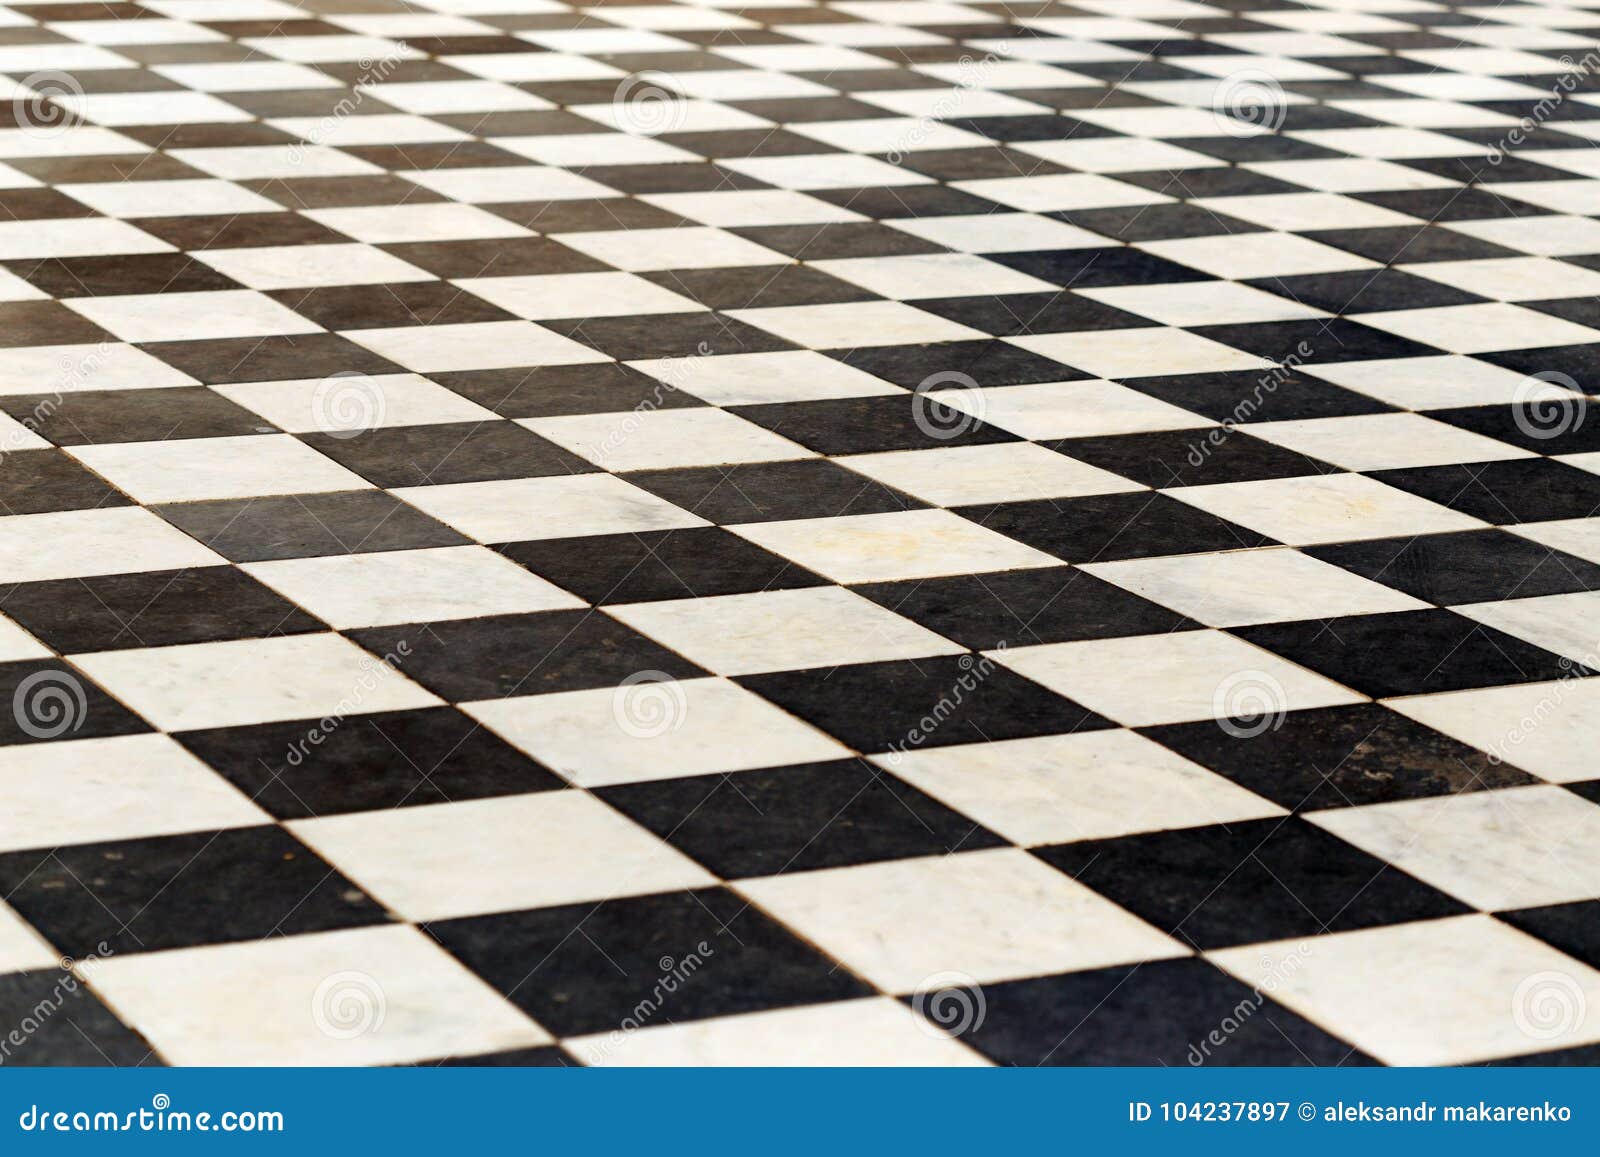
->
0;0;1599;1067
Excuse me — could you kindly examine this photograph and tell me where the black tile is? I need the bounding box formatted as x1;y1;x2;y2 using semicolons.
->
300;422;595;487
960;492;1273;562
499;527;826;604
1051;429;1334;487
175;707;564;820
626;458;920;523
350;610;705;700
1307;530;1600;603
1143;703;1535;811
1428;402;1600;456
0;449;131;515
1036;817;1469;950
541;311;794;360
916;291;1159;336
269;282;515;330
853;566;1197;650
1371;458;1600;524
0;827;390;956
0;970;154;1066
0;565;323;652
739;655;1114;753
429;887;870;1037
991;246;1211;288
1246;270;1484;314
0;660;150;745
599;759;1002;878
732;395;1019;454
1236;609;1582;699
1128;367;1394;423
1497;902;1600;973
153;491;470;561
0;387;269;445
435;361;703;419
960;959;1371;1066
831;340;1087;387
1191;318;1439;363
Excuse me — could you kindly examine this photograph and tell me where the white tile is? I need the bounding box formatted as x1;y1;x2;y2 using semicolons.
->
993;630;1363;727
1352;303;1600;354
166;144;382;180
732;509;1061;583
1404;257;1600;302
83;925;549;1066
456;272;700;319
1247;413;1532;470
631;350;901;406
722;152;931;190
361;79;551;114
0;734;267;852
811;253;1055;299
887;212;1109;253
553;226;787;271
1079;281;1325;326
345;321;608;373
1511;518;1600;566
954;173;1172;212
727;301;984;348
1171;473;1486;544
1009;328;1274;379
1445;215;1600;257
465;677;850;786
243;547;584;629
1311;785;1600;911
573;998;989;1067
270;113;467;147
0;613;49;661
0;508;223;584
1211;916;1600;1066
1304;355;1536;409
71;634;442;731
0;218;170;261
609;587;964;675
291;792;715;920
520;408;812;471
214;373;497;433
929;379;1208;439
65;291;321;343
305;203;530;244
152;60;338;90
1082;547;1428;627
739;849;1185;989
878;730;1284;845
0;901;56;976
1142;232;1376;277
393;474;708;543
70;435;367;504
399;165;613;203
1386;677;1600;783
1453;592;1600;664
191;243;434;290
60;178;280;218
840;442;1140;504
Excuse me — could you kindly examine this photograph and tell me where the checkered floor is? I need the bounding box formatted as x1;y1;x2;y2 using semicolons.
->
0;0;1599;1069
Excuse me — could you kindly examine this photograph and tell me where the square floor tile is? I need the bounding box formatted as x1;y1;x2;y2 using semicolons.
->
993;630;1363;728
739;848;1185;990
1038;816;1469;950
1171;473;1487;545
394;473;709;543
70;634;442;732
609;586;963;676
880;729;1283;846
82;925;549;1066
1211;916;1600;1065
431;886;870;1038
291;791;715;921
465;677;851;787
70;435;368;504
